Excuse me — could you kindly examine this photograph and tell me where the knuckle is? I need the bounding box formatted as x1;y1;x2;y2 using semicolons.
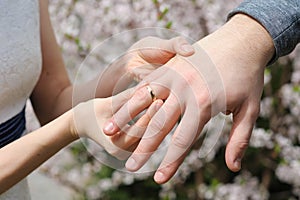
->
134;146;146;154
133;87;149;101
184;70;199;86
193;91;211;114
140;114;151;126
129;125;146;139
134;142;152;154
149;117;166;133
236;141;249;151
196;92;210;105
230;139;249;151
172;133;191;149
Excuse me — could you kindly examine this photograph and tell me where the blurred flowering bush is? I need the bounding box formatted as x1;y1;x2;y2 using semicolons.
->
41;0;300;199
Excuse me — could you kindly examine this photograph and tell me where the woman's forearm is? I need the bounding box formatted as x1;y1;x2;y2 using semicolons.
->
31;0;129;125
0;110;77;194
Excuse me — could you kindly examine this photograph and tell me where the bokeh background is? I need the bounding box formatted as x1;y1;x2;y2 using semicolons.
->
28;0;300;199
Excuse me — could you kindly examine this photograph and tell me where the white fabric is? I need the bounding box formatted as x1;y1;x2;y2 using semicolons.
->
0;0;42;124
0;0;41;199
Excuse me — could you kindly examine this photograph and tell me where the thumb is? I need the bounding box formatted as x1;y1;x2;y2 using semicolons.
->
225;103;259;172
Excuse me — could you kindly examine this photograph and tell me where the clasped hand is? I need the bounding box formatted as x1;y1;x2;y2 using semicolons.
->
103;29;269;184
70;36;195;160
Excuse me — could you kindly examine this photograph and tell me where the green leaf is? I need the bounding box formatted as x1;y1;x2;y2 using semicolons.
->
165;21;172;29
158;7;169;20
293;85;300;93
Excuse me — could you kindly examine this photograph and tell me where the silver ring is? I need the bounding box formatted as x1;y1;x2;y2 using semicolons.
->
146;86;157;102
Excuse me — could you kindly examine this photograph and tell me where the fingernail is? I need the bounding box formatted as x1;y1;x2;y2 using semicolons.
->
154;171;165;183
181;44;194;53
126;157;137;170
234;158;241;170
103;121;115;133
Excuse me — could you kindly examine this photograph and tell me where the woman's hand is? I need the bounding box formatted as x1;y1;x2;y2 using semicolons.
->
71;88;163;160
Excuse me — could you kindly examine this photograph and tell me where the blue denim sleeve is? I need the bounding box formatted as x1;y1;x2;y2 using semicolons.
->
228;0;300;65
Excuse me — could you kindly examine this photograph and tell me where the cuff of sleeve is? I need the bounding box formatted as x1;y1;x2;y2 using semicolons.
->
227;0;300;65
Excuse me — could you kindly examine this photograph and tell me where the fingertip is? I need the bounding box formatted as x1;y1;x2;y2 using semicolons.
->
225;144;243;172
154;171;168;184
103;120;119;135
226;157;242;172
180;44;195;56
233;158;242;171
125;157;139;171
154;99;164;110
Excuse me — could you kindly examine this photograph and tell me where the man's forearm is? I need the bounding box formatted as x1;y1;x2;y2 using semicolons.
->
228;0;300;64
198;14;275;69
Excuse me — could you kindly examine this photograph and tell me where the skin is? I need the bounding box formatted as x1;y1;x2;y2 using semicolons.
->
0;91;164;193
103;14;275;184
31;0;194;125
0;0;195;194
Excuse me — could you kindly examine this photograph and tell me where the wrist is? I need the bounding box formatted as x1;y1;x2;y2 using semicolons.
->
197;14;275;68
65;109;80;142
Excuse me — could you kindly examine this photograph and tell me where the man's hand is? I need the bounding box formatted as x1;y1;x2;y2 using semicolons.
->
103;14;275;183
